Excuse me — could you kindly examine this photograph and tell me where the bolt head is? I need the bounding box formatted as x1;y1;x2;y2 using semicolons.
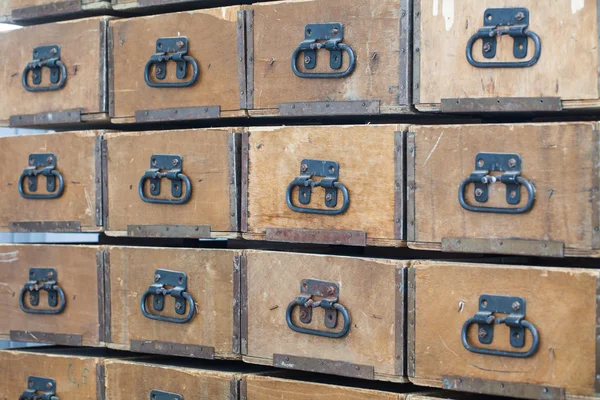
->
175;302;182;310
46;382;53;389
332;27;339;35
176;40;184;48
508;158;517;168
50;48;57;55
150;183;156;191
304;56;312;64
155;67;162;74
154;274;161;282
326;286;336;295
475;188;484;197
325;193;333;201
515;12;525;21
512;301;521;311
47;157;53;165
299;310;307;318
483;43;492;53
28;180;34;187
300;163;308;172
478;328;488;338
172;158;179;166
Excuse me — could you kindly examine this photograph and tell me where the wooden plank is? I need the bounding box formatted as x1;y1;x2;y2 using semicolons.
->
0;131;101;232
0;0;111;23
0;17;109;125
244;250;408;382
107;246;240;360
411;261;599;398
410;122;597;254
110;7;243;120
416;0;599;107
104;128;237;237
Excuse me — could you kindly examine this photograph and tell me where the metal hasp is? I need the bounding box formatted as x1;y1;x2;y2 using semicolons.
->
19;376;58;400
459;153;535;214
19;153;64;200
286;279;350;338
19;268;66;315
462;294;540;358
139;154;191;205
466;8;541;68
286;159;349;215
140;269;195;324
145;37;199;88
292;23;356;78
22;45;67;92
150;390;183;400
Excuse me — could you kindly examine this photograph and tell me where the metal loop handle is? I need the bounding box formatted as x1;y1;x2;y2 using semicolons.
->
286;180;350;215
286;296;350;338
19;284;66;315
144;55;199;88
140;289;195;324
462;318;539;358
138;173;192;205
22;60;67;92
292;42;356;79
467;28;541;68
19;169;64;200
459;176;535;214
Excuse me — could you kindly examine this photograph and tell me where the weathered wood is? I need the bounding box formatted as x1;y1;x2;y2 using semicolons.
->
0;0;111;24
410;260;599;399
244;124;407;247
409;122;600;257
0;17;110;126
249;0;411;116
415;0;600;111
109;7;245;123
0;131;102;232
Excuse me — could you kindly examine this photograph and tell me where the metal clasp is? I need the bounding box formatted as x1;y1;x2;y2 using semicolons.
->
462;294;539;358
467;8;541;68
19;268;66;315
19;376;58;400
459;153;535;214
150;390;182;400
286;159;350;215
286;279;350;339
138;154;192;205
22;45;67;92
144;37;199;88
292;23;356;79
18;153;64;200
140;269;195;324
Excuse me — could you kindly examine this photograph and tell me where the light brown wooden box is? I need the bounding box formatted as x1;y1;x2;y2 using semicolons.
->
0;131;104;233
109;7;247;124
413;0;600;113
104;128;241;239
241;250;407;383
408;260;600;399
247;0;412;118
0;0;111;24
407;122;600;258
0;244;105;347
106;246;242;361
0;17;110;128
242;125;406;247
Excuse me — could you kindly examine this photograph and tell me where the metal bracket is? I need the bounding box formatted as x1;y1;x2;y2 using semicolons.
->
22;45;67;92
467;8;541;68
150;390;182;400
286;159;349;215
20;376;57;400
19;153;64;200
145;37;199;88
292;23;356;78
19;268;66;315
459;153;535;214
139;155;191;205
140;269;195;324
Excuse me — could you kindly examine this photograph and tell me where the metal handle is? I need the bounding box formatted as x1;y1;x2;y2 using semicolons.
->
19;284;66;315
22;60;67;92
286;296;350;338
462;318;539;358
138;172;192;205
292;42;356;79
459;175;535;214
144;55;199;88
466;29;541;68
286;180;350;215
140;289;195;324
19;376;59;400
18;169;64;200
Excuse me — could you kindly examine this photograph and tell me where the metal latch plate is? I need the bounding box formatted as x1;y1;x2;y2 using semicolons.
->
478;294;526;347
150;390;183;400
299;279;339;328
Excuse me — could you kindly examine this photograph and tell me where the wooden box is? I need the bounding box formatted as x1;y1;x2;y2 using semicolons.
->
0;131;104;233
413;1;600;113
242;250;407;382
0;244;105;347
106;246;242;360
247;0;412;117
104;128;241;239
242;125;406;247
109;7;246;124
408;260;600;399
0;0;111;24
408;122;600;258
0;17;110;128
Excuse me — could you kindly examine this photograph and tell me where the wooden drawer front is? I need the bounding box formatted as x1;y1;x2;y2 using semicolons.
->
408;122;599;257
0;131;103;232
244;125;406;247
0;245;104;346
0;1;112;24
107;246;241;360
249;0;411;117
409;261;599;399
104;129;240;239
0;17;109;127
242;251;406;382
0;350;103;399
414;1;599;112
105;360;238;399
109;7;245;123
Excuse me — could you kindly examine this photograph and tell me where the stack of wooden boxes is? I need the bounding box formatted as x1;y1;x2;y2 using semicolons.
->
0;1;598;399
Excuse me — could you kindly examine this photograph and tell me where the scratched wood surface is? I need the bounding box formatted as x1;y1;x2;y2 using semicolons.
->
110;7;244;121
244;250;407;382
411;261;599;398
107;246;240;360
0;244;102;346
0;131;101;231
250;0;408;115
409;122;598;255
0;0;111;23
416;0;599;110
0;17;109;125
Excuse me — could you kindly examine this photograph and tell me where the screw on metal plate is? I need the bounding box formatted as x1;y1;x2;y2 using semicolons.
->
18;153;64;200
140;269;195;324
144;37;199;88
139;154;191;205
19;268;66;315
22;45;67;92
